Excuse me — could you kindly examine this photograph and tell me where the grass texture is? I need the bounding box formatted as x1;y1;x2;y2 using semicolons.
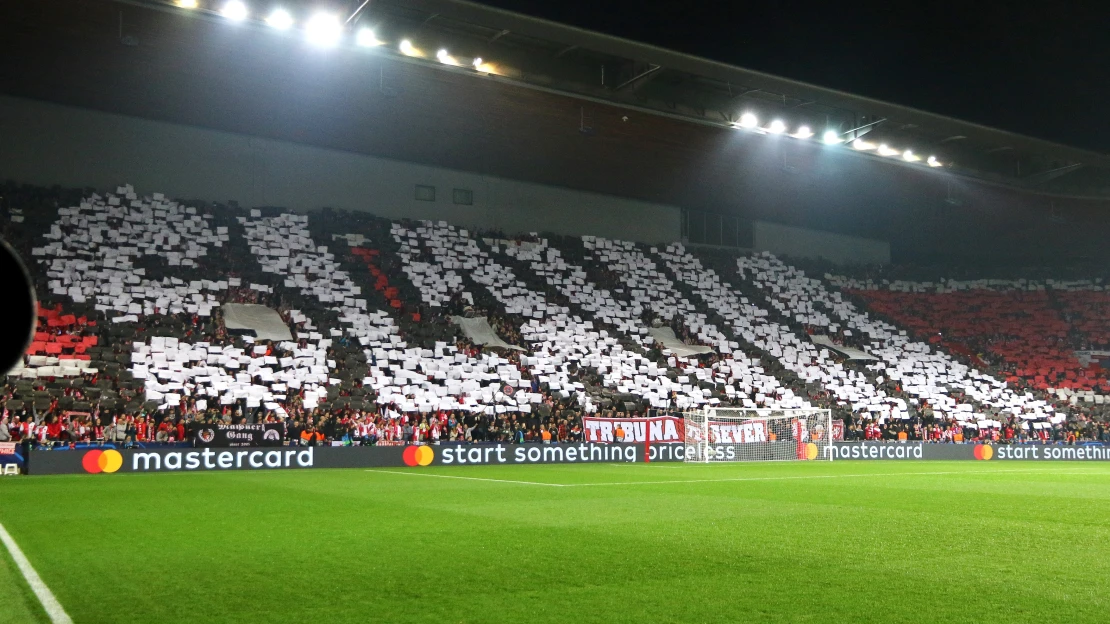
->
1;460;1108;623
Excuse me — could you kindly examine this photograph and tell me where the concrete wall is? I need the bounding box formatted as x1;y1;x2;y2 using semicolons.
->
0;95;680;243
753;220;890;265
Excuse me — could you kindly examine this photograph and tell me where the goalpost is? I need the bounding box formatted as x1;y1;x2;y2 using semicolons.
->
683;408;833;462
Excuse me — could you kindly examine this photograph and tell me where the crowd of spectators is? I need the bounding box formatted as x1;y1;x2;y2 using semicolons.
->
5;184;1110;456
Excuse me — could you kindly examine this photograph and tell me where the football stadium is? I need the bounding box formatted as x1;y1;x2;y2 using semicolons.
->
2;1;1110;622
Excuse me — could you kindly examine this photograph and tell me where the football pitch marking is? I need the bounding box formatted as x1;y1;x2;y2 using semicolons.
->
559;468;1102;487
0;521;72;624
367;469;569;487
367;467;1105;488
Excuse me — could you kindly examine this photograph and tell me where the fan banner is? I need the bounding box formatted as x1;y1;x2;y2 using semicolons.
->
683;420;778;444
582;416;685;443
192;423;285;447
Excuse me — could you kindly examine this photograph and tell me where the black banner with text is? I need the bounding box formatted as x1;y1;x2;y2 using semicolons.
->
192;423;284;447
25;441;1110;475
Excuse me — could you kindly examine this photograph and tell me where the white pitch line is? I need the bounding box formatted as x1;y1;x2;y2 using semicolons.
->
559;468;1102;487
366;469;566;487
366;467;1100;489
0;522;73;624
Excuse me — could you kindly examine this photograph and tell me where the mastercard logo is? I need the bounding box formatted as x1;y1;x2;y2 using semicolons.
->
402;445;434;467
804;443;819;460
82;449;123;474
973;445;994;460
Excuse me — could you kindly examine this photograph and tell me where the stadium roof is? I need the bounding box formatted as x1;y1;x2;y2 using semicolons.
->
369;0;1110;197
3;0;1110;204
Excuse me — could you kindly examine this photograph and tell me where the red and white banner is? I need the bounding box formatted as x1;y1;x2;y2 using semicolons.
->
708;419;768;444
684;420;770;444
582;416;685;443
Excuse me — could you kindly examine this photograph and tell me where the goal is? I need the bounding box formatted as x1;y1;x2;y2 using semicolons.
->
683;408;833;462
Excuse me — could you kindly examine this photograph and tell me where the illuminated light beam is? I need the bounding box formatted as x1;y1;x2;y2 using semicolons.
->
852;138;876;151
220;0;248;21
823;130;842;144
738;113;758;129
399;39;421;57
767;120;787;134
265;8;294;30
792;126;814;139
436;49;459;65
927;156;943;167
877;144;900;157
903;150;922;162
305;13;342;47
355;28;384;47
473;60;499;74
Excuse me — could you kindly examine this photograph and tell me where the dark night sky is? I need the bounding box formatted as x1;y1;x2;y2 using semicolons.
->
473;0;1110;153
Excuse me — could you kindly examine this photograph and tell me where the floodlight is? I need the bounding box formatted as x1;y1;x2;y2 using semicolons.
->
305;13;342;47
399;39;417;56
356;28;383;47
852;138;876;150
927;156;942;167
768;120;786;134
793;125;813;139
265;9;294;30
902;150;921;162
739;113;758;129
473;57;483;68
220;1;248;21
176;0;198;8
877;144;900;157
823;130;841;144
434;49;461;65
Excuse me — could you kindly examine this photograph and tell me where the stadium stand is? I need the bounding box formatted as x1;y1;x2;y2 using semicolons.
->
831;275;1110;397
6;182;1110;448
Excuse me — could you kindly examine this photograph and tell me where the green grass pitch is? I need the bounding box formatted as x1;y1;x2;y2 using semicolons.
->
1;461;1109;623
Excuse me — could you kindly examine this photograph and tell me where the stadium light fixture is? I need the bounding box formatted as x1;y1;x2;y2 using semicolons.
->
473;57;483;68
927;155;942;167
852;138;876;151
220;0;248;21
792;126;814;139
176;0;198;8
738;113;758;129
768;120;786;134
823;130;842;144
305;13;342;47
436;49;459;65
265;9;294;30
877;144;900;157
902;150;921;162
355;28;383;47
399;39;419;56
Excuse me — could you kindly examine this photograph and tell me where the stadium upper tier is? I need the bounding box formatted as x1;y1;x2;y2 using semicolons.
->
11;182;1109;435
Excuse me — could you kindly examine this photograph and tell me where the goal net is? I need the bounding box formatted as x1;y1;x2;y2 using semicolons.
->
683;408;833;462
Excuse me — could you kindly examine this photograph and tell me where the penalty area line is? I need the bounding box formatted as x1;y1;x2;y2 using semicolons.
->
0;522;73;624
366;469;566;487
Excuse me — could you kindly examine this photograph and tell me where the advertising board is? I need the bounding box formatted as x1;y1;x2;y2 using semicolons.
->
27;442;689;475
